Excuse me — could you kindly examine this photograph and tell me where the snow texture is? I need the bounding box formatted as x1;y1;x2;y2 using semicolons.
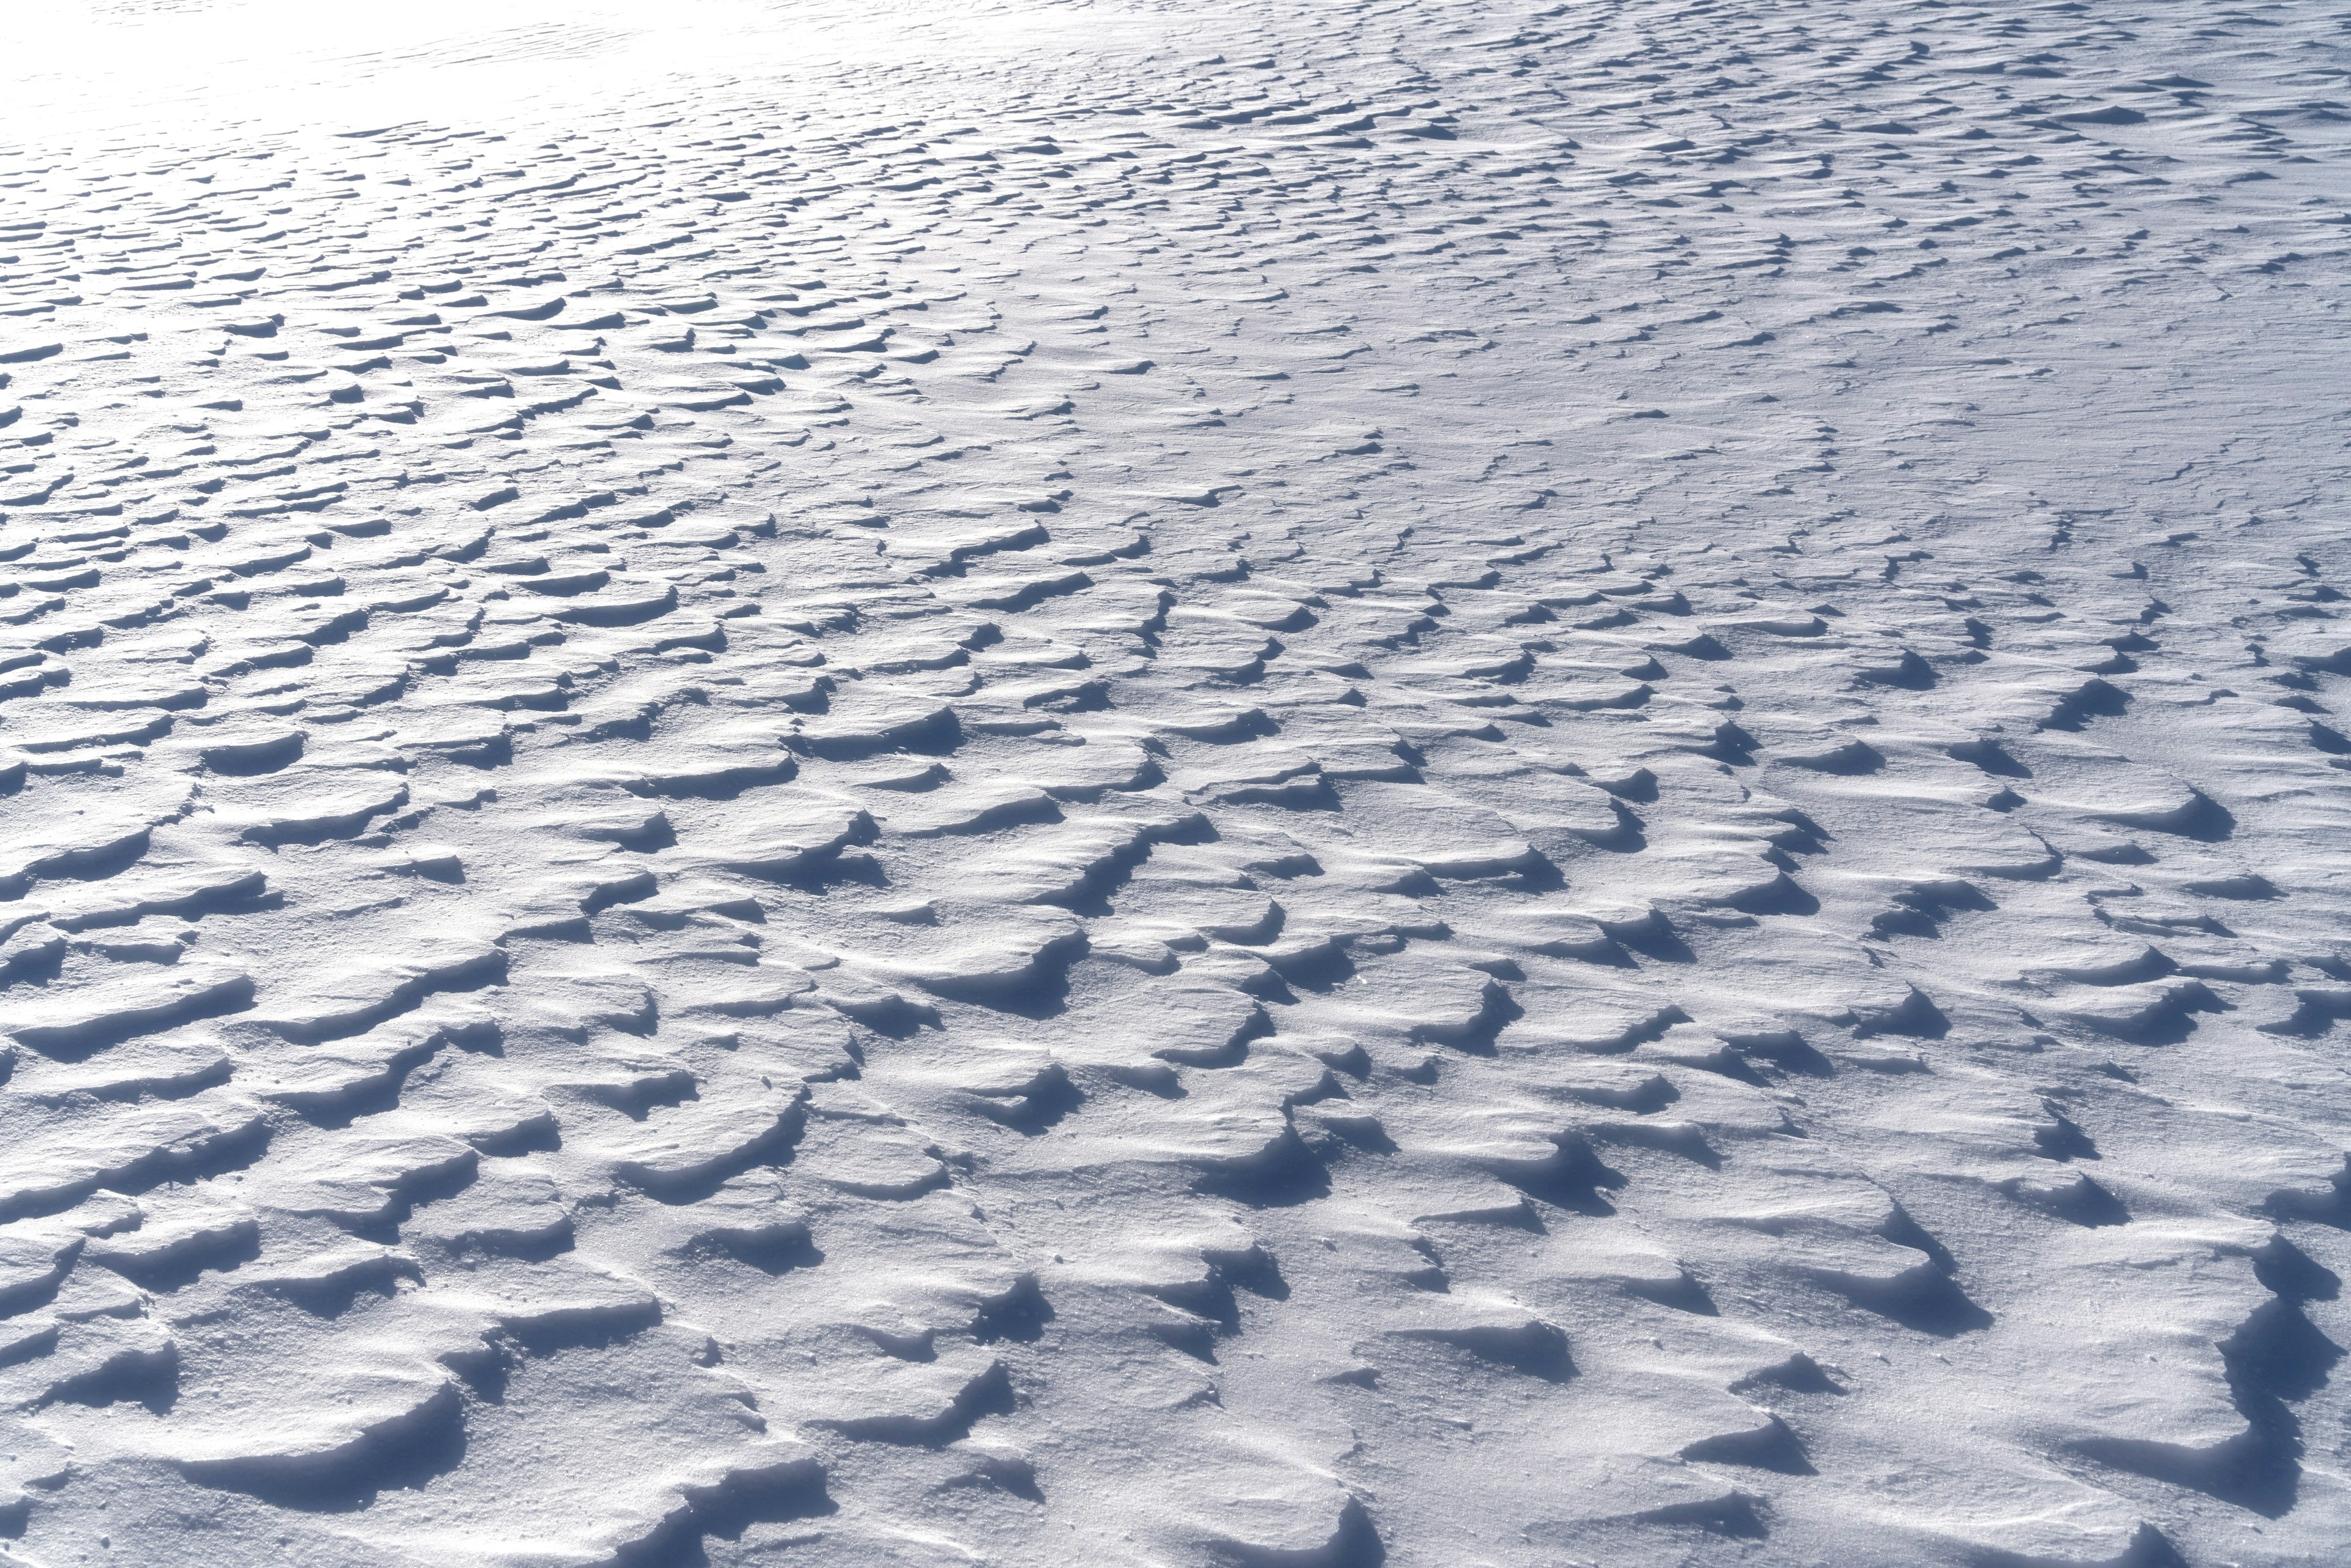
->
1;0;2349;1563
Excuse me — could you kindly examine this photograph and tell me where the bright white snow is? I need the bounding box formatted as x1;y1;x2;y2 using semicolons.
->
1;1;2349;1564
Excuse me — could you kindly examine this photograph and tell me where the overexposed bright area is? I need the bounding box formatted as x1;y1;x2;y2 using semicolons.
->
2;0;1096;136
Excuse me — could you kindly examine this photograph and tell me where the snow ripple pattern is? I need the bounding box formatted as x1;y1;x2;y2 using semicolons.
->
1;0;2349;1563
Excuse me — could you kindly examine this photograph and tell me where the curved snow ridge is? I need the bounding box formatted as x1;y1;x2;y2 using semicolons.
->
1;0;2349;1562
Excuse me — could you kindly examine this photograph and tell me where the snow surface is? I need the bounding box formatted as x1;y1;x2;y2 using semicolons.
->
1;0;2349;1563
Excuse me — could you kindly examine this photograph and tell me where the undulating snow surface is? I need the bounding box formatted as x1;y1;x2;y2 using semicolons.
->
1;1;2349;1563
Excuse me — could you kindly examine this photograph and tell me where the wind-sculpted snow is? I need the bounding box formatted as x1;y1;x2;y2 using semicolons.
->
1;0;2349;1562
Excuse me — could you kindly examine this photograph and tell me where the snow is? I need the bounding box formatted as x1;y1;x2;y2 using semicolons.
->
2;0;2349;1563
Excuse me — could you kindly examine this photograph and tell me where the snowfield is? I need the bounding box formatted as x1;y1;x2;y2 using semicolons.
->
2;1;2349;1563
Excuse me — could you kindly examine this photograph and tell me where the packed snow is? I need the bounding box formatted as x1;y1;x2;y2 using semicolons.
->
1;1;2349;1564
